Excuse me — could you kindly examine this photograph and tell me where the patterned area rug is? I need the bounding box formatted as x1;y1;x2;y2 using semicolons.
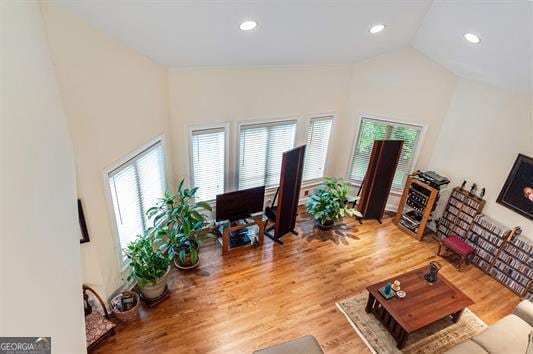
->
337;292;487;354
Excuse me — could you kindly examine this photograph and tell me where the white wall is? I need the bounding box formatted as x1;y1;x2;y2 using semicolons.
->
0;2;85;352
338;48;457;207
168;65;353;188
41;3;172;300
37;3;533;298
430;78;533;236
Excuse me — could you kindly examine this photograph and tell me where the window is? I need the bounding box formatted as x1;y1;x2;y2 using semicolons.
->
239;120;297;190
303;116;333;181
190;127;226;201
108;141;166;254
349;117;422;189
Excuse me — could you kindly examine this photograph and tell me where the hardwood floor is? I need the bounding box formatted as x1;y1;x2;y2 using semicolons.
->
95;211;520;354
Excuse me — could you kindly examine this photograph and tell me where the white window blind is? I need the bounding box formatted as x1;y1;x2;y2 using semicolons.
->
349;118;422;189
239;120;297;190
191;127;225;201
303;116;333;181
108;142;165;254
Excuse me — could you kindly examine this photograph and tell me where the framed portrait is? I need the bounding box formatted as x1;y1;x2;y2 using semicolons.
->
496;154;533;220
78;199;90;243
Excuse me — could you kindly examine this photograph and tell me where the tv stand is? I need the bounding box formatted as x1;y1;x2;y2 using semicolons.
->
215;214;267;255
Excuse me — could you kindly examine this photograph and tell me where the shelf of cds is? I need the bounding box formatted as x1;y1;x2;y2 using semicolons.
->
491;232;532;297
463;216;531;298
466;215;511;272
436;187;485;240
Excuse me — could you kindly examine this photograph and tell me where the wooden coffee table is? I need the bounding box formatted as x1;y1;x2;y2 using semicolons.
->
365;267;474;349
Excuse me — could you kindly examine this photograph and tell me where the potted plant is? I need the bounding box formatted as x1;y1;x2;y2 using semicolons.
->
147;180;214;270
124;234;170;300
305;177;362;230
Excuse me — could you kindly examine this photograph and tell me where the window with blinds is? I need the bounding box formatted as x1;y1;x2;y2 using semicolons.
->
303;116;333;181
239;120;297;190
108;141;166;255
349;117;422;189
191;127;225;201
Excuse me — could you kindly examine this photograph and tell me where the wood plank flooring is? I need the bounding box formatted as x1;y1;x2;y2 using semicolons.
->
95;211;520;354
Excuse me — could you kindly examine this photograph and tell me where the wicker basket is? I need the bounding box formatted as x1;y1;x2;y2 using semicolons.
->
111;291;140;323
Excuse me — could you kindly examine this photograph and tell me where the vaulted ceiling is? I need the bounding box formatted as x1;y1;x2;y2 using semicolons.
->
53;0;532;93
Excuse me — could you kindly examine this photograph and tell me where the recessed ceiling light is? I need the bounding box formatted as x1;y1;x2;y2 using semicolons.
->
464;33;481;44
240;20;257;31
369;24;385;34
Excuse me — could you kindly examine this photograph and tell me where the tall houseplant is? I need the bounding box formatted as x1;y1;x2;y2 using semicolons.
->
124;234;170;299
305;177;362;230
147;180;213;270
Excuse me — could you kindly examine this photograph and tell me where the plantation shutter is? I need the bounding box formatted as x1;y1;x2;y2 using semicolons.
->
303;116;333;181
349;118;422;189
239;120;297;190
191;128;225;201
108;142;166;252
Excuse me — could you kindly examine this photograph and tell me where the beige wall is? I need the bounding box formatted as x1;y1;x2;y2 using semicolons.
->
39;4;533;297
338;48;457;206
41;4;172;299
430;78;533;236
168;65;353;191
0;2;85;352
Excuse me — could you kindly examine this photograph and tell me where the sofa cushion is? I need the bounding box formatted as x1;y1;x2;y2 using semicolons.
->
254;335;323;354
445;339;488;354
514;300;533;326
472;314;530;354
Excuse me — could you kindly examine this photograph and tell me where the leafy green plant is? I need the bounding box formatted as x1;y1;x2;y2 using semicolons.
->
305;177;362;226
124;234;170;287
147;180;214;266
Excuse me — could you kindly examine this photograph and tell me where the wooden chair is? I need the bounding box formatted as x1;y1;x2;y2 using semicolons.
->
83;285;116;352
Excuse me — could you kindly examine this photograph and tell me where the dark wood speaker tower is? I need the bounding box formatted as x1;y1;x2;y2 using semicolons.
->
265;145;306;244
358;140;403;222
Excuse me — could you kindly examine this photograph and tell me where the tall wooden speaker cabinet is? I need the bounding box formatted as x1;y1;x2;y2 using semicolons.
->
358;140;403;222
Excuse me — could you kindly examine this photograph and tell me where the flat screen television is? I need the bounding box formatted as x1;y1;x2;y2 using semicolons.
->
215;186;265;222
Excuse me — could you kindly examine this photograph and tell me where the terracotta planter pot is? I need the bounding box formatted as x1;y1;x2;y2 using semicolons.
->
174;248;200;270
314;219;335;231
137;266;170;300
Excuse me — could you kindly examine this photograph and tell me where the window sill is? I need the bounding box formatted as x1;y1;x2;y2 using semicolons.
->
347;180;404;197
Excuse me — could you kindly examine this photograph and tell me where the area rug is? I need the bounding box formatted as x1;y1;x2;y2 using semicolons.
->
336;292;487;354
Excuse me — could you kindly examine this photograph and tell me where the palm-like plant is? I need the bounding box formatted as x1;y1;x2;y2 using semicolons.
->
305;177;362;229
147;180;213;268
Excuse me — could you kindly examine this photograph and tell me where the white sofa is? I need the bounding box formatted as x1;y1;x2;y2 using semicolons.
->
446;300;533;354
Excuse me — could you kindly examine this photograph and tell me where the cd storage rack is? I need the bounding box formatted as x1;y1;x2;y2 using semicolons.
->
466;215;511;272
491;233;532;298
464;216;531;298
436;187;485;240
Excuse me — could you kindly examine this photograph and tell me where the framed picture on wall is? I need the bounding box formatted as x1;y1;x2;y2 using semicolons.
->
78;199;90;243
497;154;533;220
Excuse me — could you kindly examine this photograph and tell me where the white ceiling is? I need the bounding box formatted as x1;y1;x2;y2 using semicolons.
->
414;0;532;93
53;0;532;93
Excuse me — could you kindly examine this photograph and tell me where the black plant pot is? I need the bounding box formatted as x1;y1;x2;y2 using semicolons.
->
314;219;334;230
